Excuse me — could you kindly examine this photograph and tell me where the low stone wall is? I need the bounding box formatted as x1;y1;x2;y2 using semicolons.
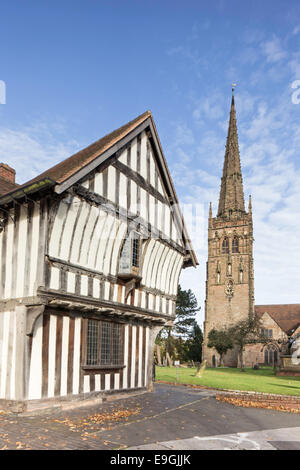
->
277;356;300;376
216;390;300;413
276;370;300;377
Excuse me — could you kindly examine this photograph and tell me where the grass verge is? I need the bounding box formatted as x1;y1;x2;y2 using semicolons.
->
156;366;300;396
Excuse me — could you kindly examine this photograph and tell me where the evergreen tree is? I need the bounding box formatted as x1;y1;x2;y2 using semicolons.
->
156;285;201;361
184;323;203;362
174;285;200;336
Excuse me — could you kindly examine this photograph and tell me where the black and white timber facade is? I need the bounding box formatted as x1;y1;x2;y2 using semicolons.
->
0;111;197;411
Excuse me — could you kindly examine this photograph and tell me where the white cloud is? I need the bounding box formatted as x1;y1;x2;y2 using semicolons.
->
288;54;300;78
193;93;225;121
0;122;80;184
173;123;195;147
261;36;287;63
178;89;300;328
292;25;300;36
165;27;300;327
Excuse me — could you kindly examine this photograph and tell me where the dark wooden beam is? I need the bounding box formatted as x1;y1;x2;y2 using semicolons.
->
38;287;174;322
73;184;185;256
113;160;167;205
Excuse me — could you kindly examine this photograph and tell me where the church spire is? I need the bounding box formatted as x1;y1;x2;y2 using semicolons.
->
208;202;213;228
217;88;245;218
248;194;252;216
209;201;212;219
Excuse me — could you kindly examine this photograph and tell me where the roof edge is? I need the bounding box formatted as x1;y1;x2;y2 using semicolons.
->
0;178;56;206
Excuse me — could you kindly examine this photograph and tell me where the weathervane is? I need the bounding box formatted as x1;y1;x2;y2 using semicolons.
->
232;83;237;95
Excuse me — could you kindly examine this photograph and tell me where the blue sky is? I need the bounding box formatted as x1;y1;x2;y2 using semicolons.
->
1;0;300;326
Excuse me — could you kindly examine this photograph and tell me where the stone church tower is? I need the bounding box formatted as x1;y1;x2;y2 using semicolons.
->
203;92;255;367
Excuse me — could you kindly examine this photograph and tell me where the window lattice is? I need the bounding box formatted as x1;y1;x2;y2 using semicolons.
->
112;323;122;365
132;237;140;267
100;321;112;365
87;319;99;365
118;233;141;274
86;319;123;366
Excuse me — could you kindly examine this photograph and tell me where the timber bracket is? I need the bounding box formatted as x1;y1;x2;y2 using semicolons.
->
26;305;45;336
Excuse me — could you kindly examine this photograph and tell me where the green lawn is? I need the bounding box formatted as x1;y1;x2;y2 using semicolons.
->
156;366;300;396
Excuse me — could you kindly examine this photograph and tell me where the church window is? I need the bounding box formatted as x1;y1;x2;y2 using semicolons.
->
222;237;229;254
264;343;277;365
217;272;220;284
239;270;243;283
86;319;124;367
232;236;239;253
261;328;273;338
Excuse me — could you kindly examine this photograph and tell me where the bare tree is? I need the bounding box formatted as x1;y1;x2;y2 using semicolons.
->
228;316;265;371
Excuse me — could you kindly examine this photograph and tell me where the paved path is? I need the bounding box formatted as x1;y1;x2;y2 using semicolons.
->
0;384;299;450
128;426;300;450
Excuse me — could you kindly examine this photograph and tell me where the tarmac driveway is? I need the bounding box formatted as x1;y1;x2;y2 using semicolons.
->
0;383;299;450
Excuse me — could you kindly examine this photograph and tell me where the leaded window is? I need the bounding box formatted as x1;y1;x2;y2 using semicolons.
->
86;319;99;365
119;231;141;277
132;236;140;267
86;319;123;367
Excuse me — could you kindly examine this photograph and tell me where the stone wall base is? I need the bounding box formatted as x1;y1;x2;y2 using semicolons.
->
276;370;300;377
0;387;148;415
216;390;300;413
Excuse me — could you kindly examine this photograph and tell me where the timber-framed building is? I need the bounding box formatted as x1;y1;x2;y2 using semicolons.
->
0;111;197;411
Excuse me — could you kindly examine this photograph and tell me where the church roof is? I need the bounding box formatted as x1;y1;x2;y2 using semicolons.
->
217;93;246;218
255;304;300;335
